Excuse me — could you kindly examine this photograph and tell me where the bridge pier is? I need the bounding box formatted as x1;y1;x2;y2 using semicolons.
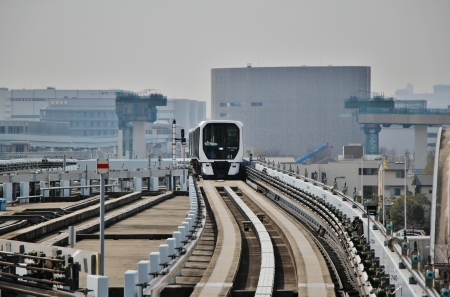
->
133;177;142;192
2;183;12;201
60;180;70;197
81;179;90;196
363;124;381;154
19;182;29;203
40;181;49;198
150;177;159;191
415;125;428;173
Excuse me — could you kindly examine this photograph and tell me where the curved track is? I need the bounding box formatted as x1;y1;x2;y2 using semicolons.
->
191;181;241;297
246;165;361;296
191;179;336;297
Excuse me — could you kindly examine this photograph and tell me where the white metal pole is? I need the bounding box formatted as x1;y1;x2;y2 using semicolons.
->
147;150;152;192
100;173;105;275
172;119;176;168
361;157;364;200
47;169;50;197
404;156;407;233
183;145;185;188
382;157;385;225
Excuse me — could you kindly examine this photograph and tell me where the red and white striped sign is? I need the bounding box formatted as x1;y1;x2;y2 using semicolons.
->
97;159;109;174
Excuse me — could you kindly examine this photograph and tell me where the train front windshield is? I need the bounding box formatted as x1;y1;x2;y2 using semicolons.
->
203;123;240;160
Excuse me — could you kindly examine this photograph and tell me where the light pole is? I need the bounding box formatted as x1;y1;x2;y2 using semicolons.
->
147;150;152;192
361;157;364;201
382;156;386;225
404;156;407;234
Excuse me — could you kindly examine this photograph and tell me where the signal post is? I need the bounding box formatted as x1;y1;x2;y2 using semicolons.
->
97;159;109;276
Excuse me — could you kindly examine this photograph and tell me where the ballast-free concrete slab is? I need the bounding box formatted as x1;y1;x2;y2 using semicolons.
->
75;195;190;288
94;195;190;235
0;201;81;217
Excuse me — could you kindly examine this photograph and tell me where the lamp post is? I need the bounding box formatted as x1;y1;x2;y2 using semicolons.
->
404;156;407;234
382;156;385;225
147;150;152;192
361;157;364;201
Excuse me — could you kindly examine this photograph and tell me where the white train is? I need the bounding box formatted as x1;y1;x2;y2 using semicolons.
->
189;120;244;179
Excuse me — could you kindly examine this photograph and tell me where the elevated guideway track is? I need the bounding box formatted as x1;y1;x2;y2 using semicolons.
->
248;160;440;297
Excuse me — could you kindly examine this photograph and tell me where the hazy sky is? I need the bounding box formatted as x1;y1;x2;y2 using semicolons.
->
1;1;449;111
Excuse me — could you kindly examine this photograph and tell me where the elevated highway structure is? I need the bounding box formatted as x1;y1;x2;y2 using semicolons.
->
345;96;450;171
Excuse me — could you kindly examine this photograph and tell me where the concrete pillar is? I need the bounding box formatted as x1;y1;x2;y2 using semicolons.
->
150;177;159;191
60;180;70;197
363;124;381;154
124;270;138;297
39;181;48;198
81;179;90;196
180;175;187;191
415;125;428;173
68;226;77;246
165;175;172;190
149;252;161;274
2;183;12;202
159;244;169;267
19;182;29;203
86;275;109;297
178;226;186;243
132;121;146;159
173;231;181;249
110;178;119;192
133;177;142;192
166;238;175;259
138;260;150;284
186;218;193;233
182;222;190;240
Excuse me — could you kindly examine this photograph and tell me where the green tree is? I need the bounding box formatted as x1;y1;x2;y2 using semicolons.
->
389;194;430;231
422;158;434;174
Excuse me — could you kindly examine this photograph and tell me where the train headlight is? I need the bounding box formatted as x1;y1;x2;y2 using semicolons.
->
218;147;224;150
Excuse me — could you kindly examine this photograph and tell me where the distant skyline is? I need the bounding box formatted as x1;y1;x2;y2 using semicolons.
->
1;0;449;114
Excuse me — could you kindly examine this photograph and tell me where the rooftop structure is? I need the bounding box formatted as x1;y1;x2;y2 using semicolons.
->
115;90;167;159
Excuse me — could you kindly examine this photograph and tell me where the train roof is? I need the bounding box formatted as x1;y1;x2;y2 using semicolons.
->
188;120;243;133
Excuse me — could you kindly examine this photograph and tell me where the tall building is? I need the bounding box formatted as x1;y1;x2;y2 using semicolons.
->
0;88;120;152
0;88;206;158
157;99;207;131
211;66;370;157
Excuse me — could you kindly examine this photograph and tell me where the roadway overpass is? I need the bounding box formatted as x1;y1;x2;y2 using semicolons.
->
345;96;450;171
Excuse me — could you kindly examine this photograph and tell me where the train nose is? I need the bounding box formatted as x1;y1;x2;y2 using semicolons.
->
212;161;231;179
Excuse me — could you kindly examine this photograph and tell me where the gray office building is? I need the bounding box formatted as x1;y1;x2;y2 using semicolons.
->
211;66;370;158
